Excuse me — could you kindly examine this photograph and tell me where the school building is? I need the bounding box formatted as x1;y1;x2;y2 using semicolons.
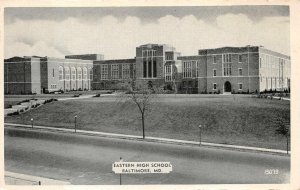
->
4;44;290;94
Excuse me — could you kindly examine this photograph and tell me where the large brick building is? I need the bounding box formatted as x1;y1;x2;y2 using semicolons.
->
178;45;290;94
4;54;102;94
4;44;290;94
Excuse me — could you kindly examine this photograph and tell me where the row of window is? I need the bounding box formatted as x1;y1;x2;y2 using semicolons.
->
182;61;201;78
142;50;158;57
212;54;243;64
259;54;290;69
143;59;157;78
100;64;134;80
50;84;57;89
213;83;243;90
58;66;92;81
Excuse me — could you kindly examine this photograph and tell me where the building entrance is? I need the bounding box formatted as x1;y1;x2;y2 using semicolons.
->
224;81;231;93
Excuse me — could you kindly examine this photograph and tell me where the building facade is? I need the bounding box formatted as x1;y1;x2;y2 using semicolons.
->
178;46;290;94
4;54;98;94
4;56;42;94
92;59;136;90
4;44;290;94
40;57;93;93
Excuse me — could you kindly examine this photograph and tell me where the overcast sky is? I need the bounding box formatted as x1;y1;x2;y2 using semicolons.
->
4;6;290;59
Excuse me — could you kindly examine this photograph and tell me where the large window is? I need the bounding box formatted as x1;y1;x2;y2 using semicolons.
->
183;61;193;78
142;50;157;78
65;67;70;80
122;64;130;79
111;64;119;80
101;64;108;80
223;63;232;76
89;67;93;81
223;54;232;76
165;65;172;81
83;67;87;80
223;54;232;63
71;67;76;80
77;67;82;80
59;66;64;81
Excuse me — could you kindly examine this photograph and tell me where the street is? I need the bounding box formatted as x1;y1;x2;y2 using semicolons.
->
4;127;290;185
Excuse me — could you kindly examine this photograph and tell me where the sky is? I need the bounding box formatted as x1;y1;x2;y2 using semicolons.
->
4;6;290;59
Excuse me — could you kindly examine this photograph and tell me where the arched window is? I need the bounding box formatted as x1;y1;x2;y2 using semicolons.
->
71;67;76;80
77;67;82;80
83;67;87;80
59;66;64;81
89;68;93;81
64;67;70;80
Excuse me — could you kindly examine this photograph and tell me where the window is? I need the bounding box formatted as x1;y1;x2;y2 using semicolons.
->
52;68;55;77
83;67;87;80
213;69;217;77
260;58;262;68
213;56;217;64
122;64;130;79
65;67;70;80
71;67;76;80
77;67;82;80
165;65;172;81
239;68;243;76
111;64;119;80
142;50;156;78
223;54;232;63
238;54;242;63
213;83;217;90
223;63;232;76
59;66;64;81
101;64;108;80
239;83;243;90
223;54;232;76
51;84;57;89
183;61;193;78
89;68;93;81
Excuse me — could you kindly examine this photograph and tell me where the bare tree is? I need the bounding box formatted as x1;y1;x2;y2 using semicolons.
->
122;79;157;139
275;117;290;154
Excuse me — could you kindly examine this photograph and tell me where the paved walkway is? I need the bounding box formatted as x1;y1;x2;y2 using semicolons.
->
5;171;71;185
4;123;290;155
57;93;116;101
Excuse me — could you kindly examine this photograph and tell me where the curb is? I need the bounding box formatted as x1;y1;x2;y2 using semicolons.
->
4;123;290;156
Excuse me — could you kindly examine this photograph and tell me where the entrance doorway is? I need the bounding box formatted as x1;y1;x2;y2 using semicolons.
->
224;81;231;93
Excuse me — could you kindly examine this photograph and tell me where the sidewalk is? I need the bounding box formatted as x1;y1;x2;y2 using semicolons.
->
57;93;117;101
4;123;290;155
5;171;71;185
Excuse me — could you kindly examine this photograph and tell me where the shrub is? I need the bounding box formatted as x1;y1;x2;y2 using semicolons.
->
73;94;80;97
20;109;24;113
94;93;101;97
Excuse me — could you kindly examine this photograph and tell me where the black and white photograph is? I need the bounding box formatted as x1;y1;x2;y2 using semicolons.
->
1;1;299;188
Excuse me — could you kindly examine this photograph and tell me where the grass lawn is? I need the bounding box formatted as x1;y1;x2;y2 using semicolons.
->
5;94;290;150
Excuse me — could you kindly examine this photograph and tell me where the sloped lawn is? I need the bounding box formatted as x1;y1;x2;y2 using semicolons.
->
5;95;290;150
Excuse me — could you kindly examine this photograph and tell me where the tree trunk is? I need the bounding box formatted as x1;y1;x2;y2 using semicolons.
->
142;112;145;139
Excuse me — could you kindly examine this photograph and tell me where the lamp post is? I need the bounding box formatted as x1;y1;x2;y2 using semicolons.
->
198;125;202;146
31;118;33;128
74;115;77;133
119;157;123;185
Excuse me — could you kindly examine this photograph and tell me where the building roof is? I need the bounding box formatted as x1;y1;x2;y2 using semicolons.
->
93;58;136;64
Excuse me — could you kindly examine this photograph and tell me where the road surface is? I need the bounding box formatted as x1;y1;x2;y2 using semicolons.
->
4;127;290;185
